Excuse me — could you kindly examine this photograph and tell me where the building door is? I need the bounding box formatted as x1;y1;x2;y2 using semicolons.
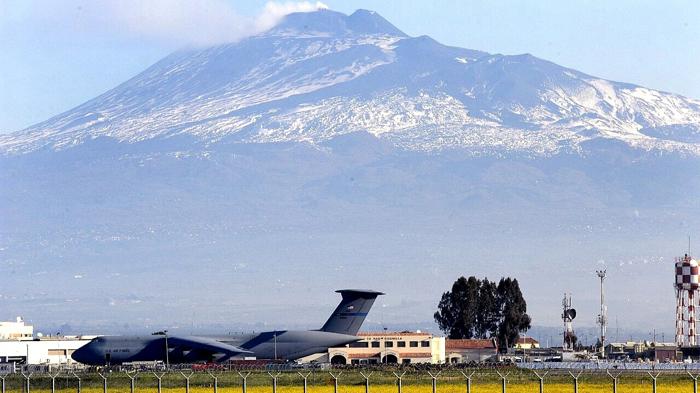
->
331;355;347;364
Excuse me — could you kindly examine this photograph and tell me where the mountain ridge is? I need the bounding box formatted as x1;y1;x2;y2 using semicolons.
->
1;8;699;330
1;9;699;156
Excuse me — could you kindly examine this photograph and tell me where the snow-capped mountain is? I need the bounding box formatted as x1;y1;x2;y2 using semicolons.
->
1;9;699;332
2;9;699;156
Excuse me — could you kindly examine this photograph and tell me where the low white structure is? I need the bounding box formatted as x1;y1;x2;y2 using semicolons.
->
0;337;93;365
321;331;446;365
0;317;33;340
445;338;498;363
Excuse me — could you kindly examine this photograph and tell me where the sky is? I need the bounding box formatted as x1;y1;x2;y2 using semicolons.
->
1;0;699;133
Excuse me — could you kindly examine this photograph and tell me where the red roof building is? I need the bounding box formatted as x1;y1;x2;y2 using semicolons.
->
445;338;498;363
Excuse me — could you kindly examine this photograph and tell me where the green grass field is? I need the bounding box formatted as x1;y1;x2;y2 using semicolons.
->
2;370;699;393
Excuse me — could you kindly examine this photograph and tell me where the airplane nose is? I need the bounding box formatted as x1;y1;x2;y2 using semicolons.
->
71;343;95;364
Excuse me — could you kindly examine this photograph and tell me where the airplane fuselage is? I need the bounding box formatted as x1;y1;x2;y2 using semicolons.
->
73;336;178;364
71;289;383;365
222;330;359;360
72;331;358;365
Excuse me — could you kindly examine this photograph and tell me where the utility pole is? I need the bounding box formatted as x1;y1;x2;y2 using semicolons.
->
153;330;169;368
383;327;388;363
164;330;169;369
596;270;607;355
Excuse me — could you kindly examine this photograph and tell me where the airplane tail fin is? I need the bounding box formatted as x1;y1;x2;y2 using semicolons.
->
321;289;384;335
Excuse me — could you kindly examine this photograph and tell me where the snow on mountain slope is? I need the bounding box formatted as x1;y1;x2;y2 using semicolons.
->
3;8;700;332
1;9;700;156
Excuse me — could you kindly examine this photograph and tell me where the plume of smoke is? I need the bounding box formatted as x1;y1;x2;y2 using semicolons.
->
108;0;329;46
9;0;330;48
110;0;329;46
254;1;329;34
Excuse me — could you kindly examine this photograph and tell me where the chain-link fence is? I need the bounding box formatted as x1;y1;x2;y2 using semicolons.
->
3;366;700;393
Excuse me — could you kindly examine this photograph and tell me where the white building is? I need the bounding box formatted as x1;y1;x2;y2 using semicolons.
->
0;317;33;340
445;338;498;363
0;337;93;365
318;331;446;365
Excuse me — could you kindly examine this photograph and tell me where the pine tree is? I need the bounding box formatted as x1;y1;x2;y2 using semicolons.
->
435;275;530;347
434;276;480;338
496;278;531;351
476;278;499;338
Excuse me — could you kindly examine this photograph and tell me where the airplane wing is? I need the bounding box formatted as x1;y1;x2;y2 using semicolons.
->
167;336;252;362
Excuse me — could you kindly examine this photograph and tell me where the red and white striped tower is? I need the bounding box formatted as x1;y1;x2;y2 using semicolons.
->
677;290;684;345
692;290;697;346
676;254;699;346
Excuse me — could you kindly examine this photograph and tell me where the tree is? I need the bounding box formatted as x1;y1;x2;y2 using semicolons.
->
495;278;531;351
434;276;480;338
476;278;499;338
435;276;531;346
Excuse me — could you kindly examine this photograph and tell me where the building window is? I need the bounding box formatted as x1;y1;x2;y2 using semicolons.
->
421;341;430;347
397;341;406;347
410;341;418;347
371;341;380;348
349;342;369;348
385;341;394;348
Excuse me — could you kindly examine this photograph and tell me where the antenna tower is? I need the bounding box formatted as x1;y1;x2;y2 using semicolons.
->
596;270;607;353
562;293;576;351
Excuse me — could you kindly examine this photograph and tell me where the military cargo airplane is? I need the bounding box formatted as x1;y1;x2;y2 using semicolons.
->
71;289;383;365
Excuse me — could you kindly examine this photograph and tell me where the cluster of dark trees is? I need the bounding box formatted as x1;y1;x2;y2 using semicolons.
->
434;276;531;351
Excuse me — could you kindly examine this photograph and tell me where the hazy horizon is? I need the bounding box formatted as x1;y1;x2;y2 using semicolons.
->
1;2;698;349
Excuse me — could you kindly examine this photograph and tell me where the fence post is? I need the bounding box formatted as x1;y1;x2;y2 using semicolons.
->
532;370;548;393
50;371;61;393
98;372;108;393
427;371;441;393
268;372;280;393
238;372;251;393
125;371;138;393
153;372;166;393
495;371;509;393
21;372;32;393
460;371;474;393
393;371;406;393
298;372;311;393
688;371;699;393
71;372;82;393
329;371;342;393
360;371;373;393
606;370;621;393
180;372;193;393
647;372;660;393
568;371;582;393
208;371;219;393
0;375;5;393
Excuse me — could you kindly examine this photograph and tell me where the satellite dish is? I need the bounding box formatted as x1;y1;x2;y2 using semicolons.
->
566;309;577;320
